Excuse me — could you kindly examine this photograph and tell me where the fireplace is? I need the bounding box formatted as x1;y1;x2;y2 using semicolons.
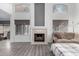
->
34;33;45;42
32;28;47;44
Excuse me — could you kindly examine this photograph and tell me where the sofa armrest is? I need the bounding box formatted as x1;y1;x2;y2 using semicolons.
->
53;36;58;43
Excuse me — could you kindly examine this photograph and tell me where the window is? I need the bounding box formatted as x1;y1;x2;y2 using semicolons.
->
15;20;30;35
0;24;3;33
16;24;26;35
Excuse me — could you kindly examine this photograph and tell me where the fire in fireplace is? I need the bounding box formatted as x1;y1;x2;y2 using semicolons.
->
34;33;45;42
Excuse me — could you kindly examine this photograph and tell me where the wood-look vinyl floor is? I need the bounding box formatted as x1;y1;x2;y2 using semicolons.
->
0;40;50;56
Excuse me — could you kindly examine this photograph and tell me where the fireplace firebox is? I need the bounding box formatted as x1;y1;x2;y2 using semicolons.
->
34;33;45;42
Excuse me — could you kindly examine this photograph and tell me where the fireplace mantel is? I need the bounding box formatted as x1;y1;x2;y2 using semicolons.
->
32;28;47;44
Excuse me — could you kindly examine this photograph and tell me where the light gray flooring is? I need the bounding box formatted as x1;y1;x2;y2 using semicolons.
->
0;40;50;56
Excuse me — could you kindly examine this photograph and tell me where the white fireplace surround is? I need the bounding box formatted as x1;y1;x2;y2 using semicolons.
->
32;28;47;44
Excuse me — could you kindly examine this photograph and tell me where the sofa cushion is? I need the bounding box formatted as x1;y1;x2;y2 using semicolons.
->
55;39;79;43
53;32;62;39
64;32;75;39
59;32;65;39
74;33;79;40
54;39;71;43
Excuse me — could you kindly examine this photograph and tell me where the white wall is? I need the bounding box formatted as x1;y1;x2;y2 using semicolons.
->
45;3;53;42
11;3;78;42
45;3;76;42
68;4;76;32
73;4;79;33
30;3;53;42
13;4;31;20
10;4;31;42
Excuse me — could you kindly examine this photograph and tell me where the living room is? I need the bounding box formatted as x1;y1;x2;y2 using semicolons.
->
0;3;79;56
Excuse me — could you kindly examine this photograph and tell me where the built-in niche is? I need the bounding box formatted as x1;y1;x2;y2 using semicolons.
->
35;3;45;26
53;20;68;32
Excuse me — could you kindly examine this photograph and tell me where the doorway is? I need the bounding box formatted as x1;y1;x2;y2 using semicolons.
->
0;21;10;41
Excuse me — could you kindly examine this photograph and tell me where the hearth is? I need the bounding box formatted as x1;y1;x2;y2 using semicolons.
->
34;33;45;42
